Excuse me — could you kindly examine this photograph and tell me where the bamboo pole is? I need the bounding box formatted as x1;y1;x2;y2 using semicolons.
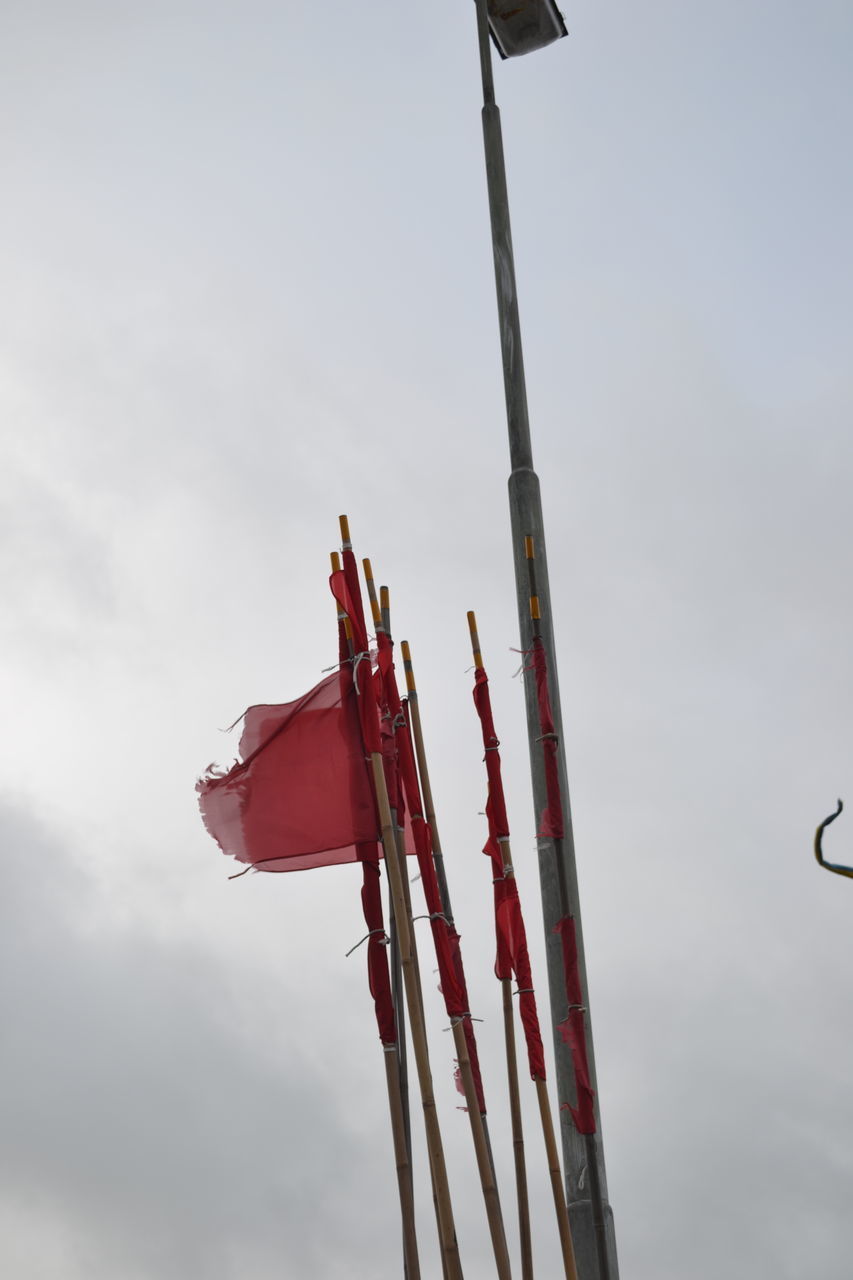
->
467;609;578;1280
331;553;421;1280
368;747;463;1280
365;567;450;1280
467;611;533;1280
398;638;512;1280
364;567;412;1167
503;976;534;1279
338;521;463;1280
536;1077;578;1279
368;571;511;1278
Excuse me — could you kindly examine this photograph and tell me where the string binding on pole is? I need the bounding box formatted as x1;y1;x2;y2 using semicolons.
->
351;650;371;690
345;928;389;957
446;1013;484;1030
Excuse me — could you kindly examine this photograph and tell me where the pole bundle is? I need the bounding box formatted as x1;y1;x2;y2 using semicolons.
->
362;567;512;1280
332;518;463;1280
198;513;615;1279
330;551;420;1278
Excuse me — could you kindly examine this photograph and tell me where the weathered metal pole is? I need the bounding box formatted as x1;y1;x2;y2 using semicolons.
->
471;3;619;1276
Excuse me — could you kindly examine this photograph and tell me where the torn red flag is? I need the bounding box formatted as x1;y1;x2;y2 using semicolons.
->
472;662;547;1081
328;599;397;1048
373;628;487;1114
197;670;379;874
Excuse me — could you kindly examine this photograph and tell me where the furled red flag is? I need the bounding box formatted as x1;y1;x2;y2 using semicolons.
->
472;663;546;1081
329;563;381;757
198;669;380;874
529;636;563;840
528;634;597;1133
375;629;487;1115
554;917;595;1134
332;552;397;1048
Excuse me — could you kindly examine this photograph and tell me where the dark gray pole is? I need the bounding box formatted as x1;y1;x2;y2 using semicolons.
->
471;3;618;1277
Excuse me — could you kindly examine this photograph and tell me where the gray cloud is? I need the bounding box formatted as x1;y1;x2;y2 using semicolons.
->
2;2;853;1277
0;802;402;1279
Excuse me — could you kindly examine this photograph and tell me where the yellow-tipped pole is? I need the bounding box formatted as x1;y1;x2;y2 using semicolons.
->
399;637;513;1280
467;610;578;1280
363;558;383;630
467;611;534;1280
371;574;451;1280
332;551;420;1280
366;749;461;1278
338;523;462;1280
362;558;425;1277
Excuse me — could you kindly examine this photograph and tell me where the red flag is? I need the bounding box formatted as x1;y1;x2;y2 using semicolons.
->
357;847;396;1045
529;634;597;1132
375;629;487;1114
330;567;381;756
555;916;596;1134
530;637;564;840
197;670;379;874
472;663;547;1081
328;594;397;1048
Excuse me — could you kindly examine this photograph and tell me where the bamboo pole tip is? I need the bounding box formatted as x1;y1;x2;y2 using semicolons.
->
330;551;341;573
400;640;416;692
361;563;382;626
467;612;483;667
524;535;535;559
380;585;390;610
339;514;351;546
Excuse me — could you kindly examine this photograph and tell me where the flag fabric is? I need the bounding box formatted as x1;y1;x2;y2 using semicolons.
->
333;555;397;1044
197;670;379;874
528;635;597;1132
529;636;563;840
377;630;487;1115
554;917;596;1134
331;550;483;1098
472;664;547;1081
330;562;381;756
359;855;397;1045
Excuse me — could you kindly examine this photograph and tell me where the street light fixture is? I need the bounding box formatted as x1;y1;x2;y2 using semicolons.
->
486;0;567;59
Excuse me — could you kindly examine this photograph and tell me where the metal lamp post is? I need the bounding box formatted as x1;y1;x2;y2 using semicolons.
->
471;2;619;1277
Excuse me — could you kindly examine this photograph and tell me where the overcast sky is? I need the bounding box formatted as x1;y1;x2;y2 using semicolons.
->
2;2;852;1277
